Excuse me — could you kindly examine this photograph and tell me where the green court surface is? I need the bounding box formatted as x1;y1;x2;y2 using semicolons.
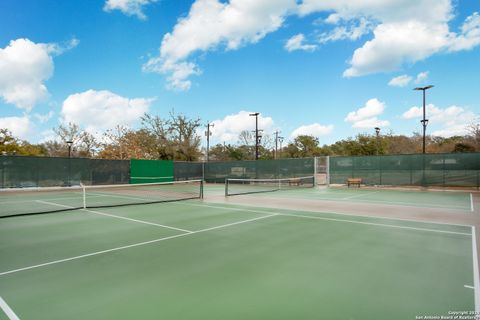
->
0;200;476;320
210;183;474;211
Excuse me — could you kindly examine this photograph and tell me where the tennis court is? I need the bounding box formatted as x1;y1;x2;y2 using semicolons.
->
0;179;479;320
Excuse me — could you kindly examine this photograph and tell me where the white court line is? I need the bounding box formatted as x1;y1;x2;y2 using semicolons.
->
471;193;475;212
85;209;193;233
465;285;475;289
0;296;20;320
0;214;277;277
472;226;480;313
341;190;381;200
35;200;72;208
179;202;472;236
185;200;471;227
36;200;193;233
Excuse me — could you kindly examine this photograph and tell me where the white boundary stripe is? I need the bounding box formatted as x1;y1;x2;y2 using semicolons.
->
36;200;193;233
178;202;472;236
35;200;72;208
130;176;174;179
472;226;480;312
465;285;475;289
186;200;472;227
84;209;193;233
0;214;277;277
0;296;20;320
342;191;381;200
471;193;475;212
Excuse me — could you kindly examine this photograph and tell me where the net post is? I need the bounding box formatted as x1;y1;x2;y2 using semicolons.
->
81;183;86;209
200;180;204;199
313;157;318;186
225;179;228;197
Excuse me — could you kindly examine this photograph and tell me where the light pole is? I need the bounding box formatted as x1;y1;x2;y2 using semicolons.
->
274;130;281;159
205;123;214;162
414;85;434;154
278;136;284;158
374;127;380;155
249;112;260;160
66;140;73;158
66;140;73;186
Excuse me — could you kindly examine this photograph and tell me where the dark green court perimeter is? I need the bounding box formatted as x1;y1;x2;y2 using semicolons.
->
0;199;475;320
208;183;474;211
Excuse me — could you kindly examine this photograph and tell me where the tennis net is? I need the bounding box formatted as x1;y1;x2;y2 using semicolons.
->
0;180;203;218
225;176;315;196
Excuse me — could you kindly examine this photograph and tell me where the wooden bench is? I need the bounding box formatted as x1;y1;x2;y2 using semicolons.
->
347;178;362;188
289;178;301;186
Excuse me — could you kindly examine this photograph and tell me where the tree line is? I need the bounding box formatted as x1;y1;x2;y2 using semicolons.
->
1;114;479;160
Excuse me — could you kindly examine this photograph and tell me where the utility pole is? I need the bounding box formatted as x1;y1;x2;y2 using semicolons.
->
414;85;434;154
205;123;214;162
249;112;260;160
274;130;281;159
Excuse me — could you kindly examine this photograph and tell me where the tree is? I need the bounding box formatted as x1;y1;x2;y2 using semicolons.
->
169;112;202;161
284;135;323;158
44;122;98;157
0;129;46;156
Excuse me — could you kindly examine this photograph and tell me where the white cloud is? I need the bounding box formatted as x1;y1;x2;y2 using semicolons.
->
449;12;480;52
143;0;297;90
343;21;451;77
415;71;429;84
290;123;333;138
284;34;317;52
345;98;390;129
0;38;78;111
388;74;412;87
143;1;480;88
210;111;274;143
0;39;52;110
0;115;33;140
61;90;154;134
318;17;372;44
299;1;479;77
402;104;478;137
104;0;157;20
33;111;54;123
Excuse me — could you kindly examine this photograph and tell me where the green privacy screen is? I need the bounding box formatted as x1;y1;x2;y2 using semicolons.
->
329;153;480;188
0;155;130;188
174;161;204;181
204;158;315;183
130;159;174;184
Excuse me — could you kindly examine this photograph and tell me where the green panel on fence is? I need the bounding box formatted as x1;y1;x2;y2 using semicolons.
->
130;159;174;184
0;156;130;188
329;153;480;188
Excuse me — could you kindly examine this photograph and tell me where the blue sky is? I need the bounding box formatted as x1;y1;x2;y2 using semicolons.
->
0;0;479;148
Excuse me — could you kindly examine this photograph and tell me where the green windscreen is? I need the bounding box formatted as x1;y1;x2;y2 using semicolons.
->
329;153;480;188
204;158;315;183
130;159;174;184
0;155;130;188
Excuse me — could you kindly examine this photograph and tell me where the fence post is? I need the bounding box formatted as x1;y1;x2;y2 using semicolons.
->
326;156;330;186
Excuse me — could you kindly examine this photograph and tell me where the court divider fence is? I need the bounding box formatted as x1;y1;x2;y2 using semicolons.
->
1;152;479;189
